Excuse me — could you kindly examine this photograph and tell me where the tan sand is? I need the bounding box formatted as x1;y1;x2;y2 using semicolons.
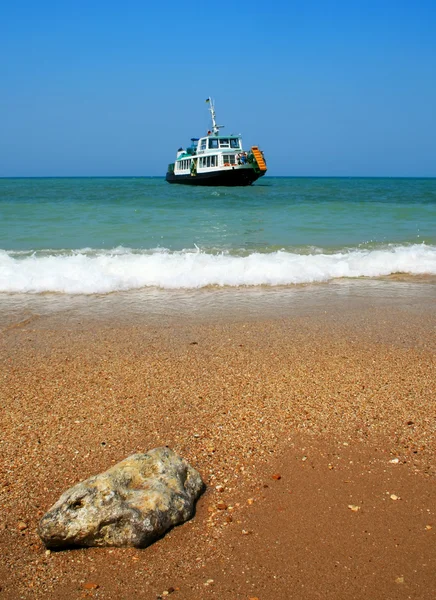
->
0;297;435;599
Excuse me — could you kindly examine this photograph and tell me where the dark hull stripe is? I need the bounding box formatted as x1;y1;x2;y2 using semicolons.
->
165;168;265;186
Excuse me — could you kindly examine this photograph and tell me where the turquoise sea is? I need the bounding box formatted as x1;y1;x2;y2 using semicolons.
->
0;177;435;301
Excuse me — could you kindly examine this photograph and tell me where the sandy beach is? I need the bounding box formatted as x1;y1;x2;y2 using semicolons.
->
1;285;435;599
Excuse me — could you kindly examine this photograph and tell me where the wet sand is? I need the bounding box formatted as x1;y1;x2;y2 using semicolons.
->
0;285;435;599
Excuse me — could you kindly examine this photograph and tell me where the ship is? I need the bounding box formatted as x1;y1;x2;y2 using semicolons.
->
165;98;267;186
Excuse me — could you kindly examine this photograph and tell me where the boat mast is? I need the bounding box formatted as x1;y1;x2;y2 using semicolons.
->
207;97;223;135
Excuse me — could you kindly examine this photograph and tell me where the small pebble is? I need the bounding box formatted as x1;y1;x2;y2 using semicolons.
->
82;582;99;590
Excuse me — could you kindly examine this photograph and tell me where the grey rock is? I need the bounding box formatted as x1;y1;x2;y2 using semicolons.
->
38;447;204;549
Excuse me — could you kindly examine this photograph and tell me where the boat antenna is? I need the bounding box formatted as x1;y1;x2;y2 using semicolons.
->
206;97;224;135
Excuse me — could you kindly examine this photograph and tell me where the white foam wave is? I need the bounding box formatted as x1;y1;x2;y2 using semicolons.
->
0;245;435;294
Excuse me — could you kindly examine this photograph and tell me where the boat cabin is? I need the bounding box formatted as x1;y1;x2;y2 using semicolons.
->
198;136;241;152
174;135;247;174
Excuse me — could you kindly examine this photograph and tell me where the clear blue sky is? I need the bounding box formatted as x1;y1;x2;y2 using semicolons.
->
1;0;435;177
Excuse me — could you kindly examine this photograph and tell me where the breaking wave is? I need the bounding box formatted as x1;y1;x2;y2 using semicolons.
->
0;244;435;295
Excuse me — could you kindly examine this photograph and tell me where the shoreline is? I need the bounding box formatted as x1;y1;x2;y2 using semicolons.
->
1;276;435;328
1;289;435;598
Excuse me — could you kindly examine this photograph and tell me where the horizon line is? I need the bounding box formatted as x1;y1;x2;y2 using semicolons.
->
1;175;436;180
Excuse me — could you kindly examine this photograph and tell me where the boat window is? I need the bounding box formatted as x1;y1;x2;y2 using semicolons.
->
177;159;193;170
200;139;207;151
202;156;216;167
199;155;218;168
230;139;240;149
219;139;230;148
223;154;236;165
209;138;219;149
